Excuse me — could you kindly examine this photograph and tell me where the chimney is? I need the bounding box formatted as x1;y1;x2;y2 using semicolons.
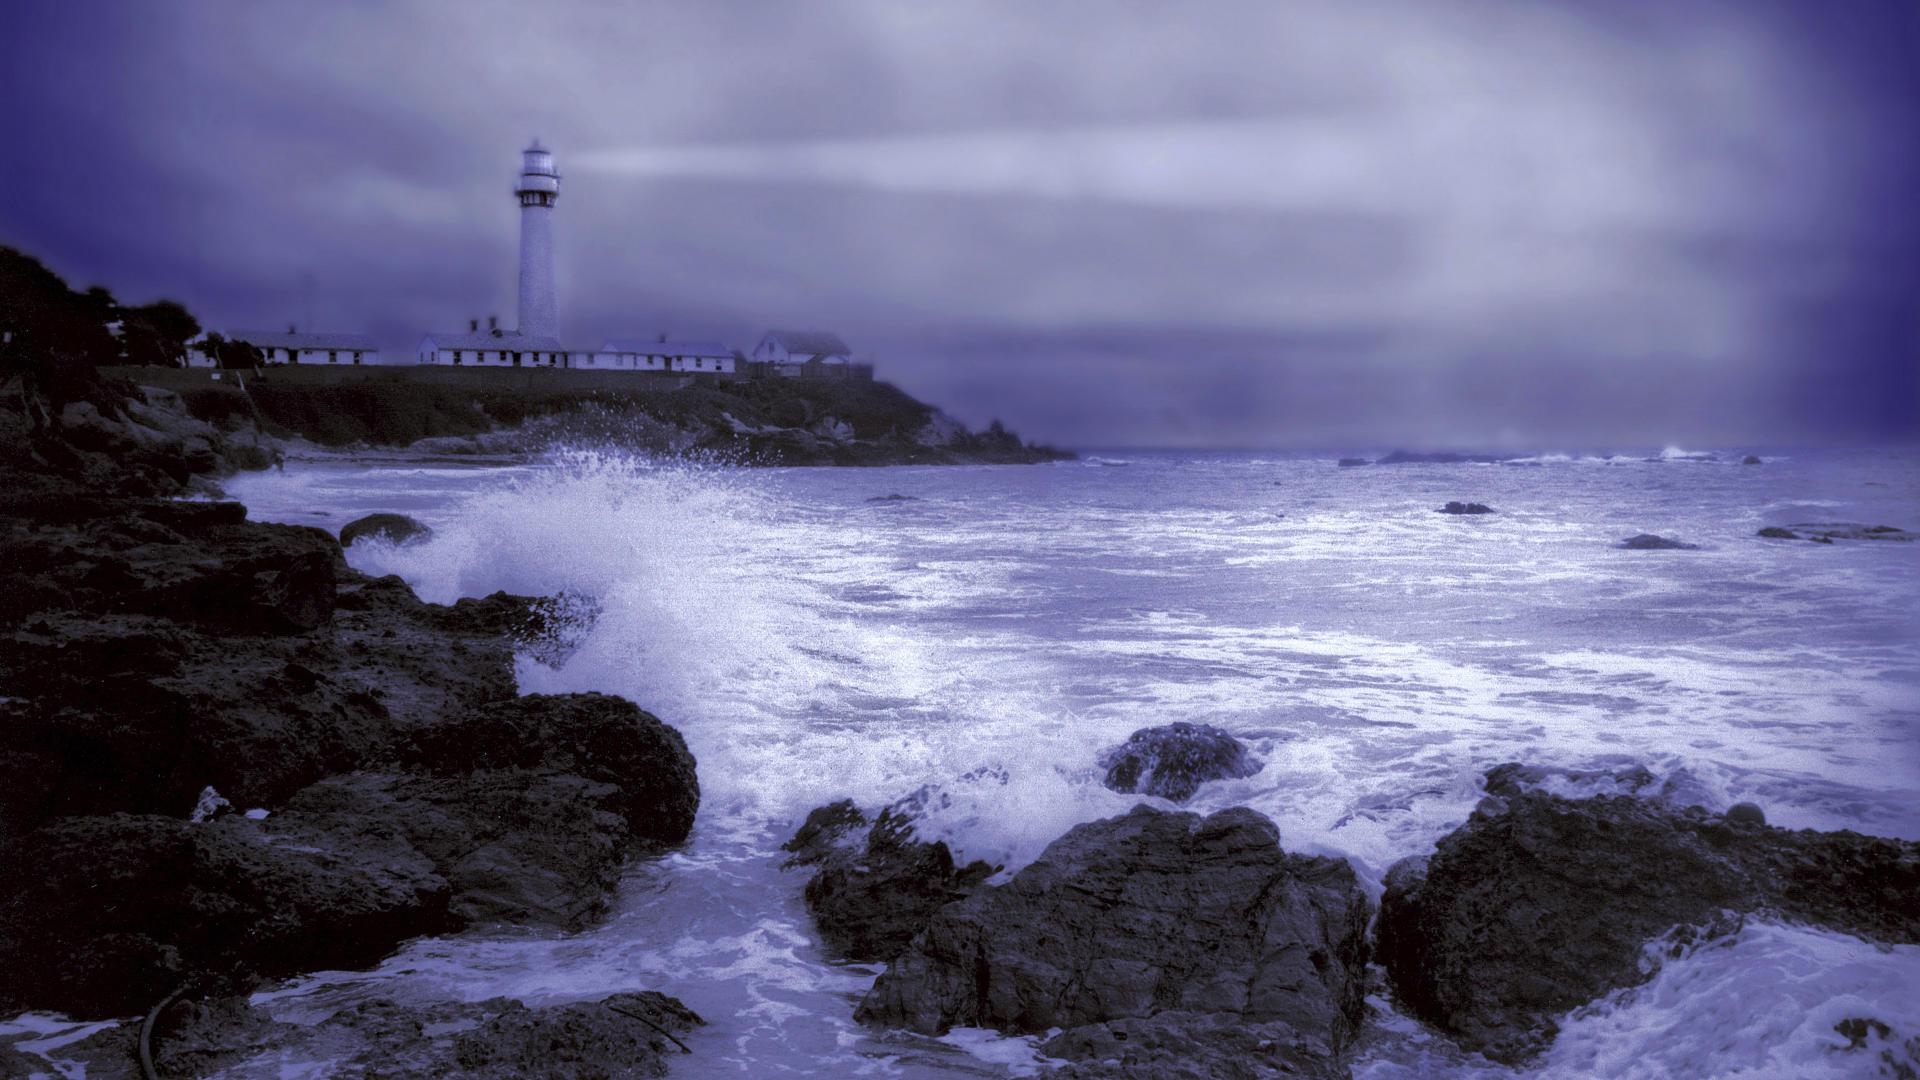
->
489;315;498;331
658;332;666;343
288;324;296;334
469;318;478;333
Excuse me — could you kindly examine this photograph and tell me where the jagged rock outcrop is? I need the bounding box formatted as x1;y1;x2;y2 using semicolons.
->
1438;501;1493;515
857;806;1371;1077
37;990;703;1079
0;493;701;1019
1376;773;1920;1063
1098;722;1263;802
782;799;994;962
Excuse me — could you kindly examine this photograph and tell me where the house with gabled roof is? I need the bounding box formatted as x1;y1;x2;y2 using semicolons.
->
752;330;852;367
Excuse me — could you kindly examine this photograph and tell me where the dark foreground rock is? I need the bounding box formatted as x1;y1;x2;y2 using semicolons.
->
1377;772;1920;1063
0;694;700;1018
1618;533;1699;550
1098;722;1263;802
1438;501;1493;515
783;799;994;962
858;806;1370;1078
0;493;700;1018
1336;457;1369;467
340;511;433;547
35;990;703;1079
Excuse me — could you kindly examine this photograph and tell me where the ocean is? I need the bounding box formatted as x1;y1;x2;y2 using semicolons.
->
156;447;1920;1077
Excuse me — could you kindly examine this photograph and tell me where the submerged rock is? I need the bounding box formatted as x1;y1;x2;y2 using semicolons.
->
783;800;994;962
48;990;703;1080
1376;773;1920;1063
1098;722;1263;802
865;493;920;503
1438;501;1494;515
857;806;1370;1076
1336;457;1370;467
1757;526;1800;540
1618;533;1699;550
339;511;432;547
1791;522;1916;543
1375;450;1509;465
1742;455;1763;465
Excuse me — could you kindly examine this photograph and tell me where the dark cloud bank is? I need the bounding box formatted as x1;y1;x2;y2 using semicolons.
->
2;0;1914;448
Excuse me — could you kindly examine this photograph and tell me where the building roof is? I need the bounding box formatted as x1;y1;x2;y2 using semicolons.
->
760;330;851;358
601;339;731;357
232;330;378;351
419;330;566;351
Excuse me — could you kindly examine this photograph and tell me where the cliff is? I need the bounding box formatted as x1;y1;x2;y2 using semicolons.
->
171;374;1072;466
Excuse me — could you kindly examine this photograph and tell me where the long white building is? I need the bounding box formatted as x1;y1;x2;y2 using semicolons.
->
213;329;384;366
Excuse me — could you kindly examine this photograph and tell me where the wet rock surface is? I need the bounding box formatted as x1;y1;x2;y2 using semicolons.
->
1098;722;1264;802
857;806;1371;1076
1617;533;1699;550
1376;770;1920;1063
0;488;700;1019
39;990;703;1079
1437;501;1493;515
783;799;995;963
339;511;432;547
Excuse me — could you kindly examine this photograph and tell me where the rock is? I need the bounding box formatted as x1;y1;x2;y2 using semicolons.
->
783;800;994;962
0;812;452;1018
1336;458;1369;467
53;990;703;1079
1040;1010;1348;1079
1482;760;1710;809
865;493;919;503
1376;776;1920;1063
398;692;699;846
1375;450;1508;465
1098;722;1263;802
1757;526;1800;539
1742;455;1763;465
1726;801;1766;826
0;503;533;831
1438;502;1493;515
339;512;432;548
273;770;633;930
1789;522;1916;543
857;806;1370;1076
1618;533;1699;550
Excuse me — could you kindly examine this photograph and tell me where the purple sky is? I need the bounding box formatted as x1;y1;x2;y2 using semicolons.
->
2;0;1914;448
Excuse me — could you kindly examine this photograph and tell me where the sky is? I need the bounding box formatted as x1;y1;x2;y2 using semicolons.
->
2;0;1915;448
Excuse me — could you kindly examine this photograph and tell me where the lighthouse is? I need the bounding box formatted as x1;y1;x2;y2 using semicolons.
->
515;140;560;341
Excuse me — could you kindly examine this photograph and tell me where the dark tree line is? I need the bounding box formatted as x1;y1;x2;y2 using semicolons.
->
1;245;210;374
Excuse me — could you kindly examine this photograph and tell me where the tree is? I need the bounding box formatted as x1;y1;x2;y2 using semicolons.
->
121;300;201;366
0;246;125;408
202;332;262;370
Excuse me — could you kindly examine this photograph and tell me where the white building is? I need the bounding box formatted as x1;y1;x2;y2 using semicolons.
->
579;338;736;374
751;330;852;374
224;329;383;366
417;319;571;367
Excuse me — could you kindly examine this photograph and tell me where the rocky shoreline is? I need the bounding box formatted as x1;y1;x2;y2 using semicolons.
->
0;365;709;1074
3;361;1916;1078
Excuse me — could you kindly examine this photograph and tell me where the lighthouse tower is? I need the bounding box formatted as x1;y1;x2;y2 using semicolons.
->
514;141;560;341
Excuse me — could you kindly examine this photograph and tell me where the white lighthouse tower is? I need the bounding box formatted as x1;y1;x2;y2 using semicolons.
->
515;140;560;341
